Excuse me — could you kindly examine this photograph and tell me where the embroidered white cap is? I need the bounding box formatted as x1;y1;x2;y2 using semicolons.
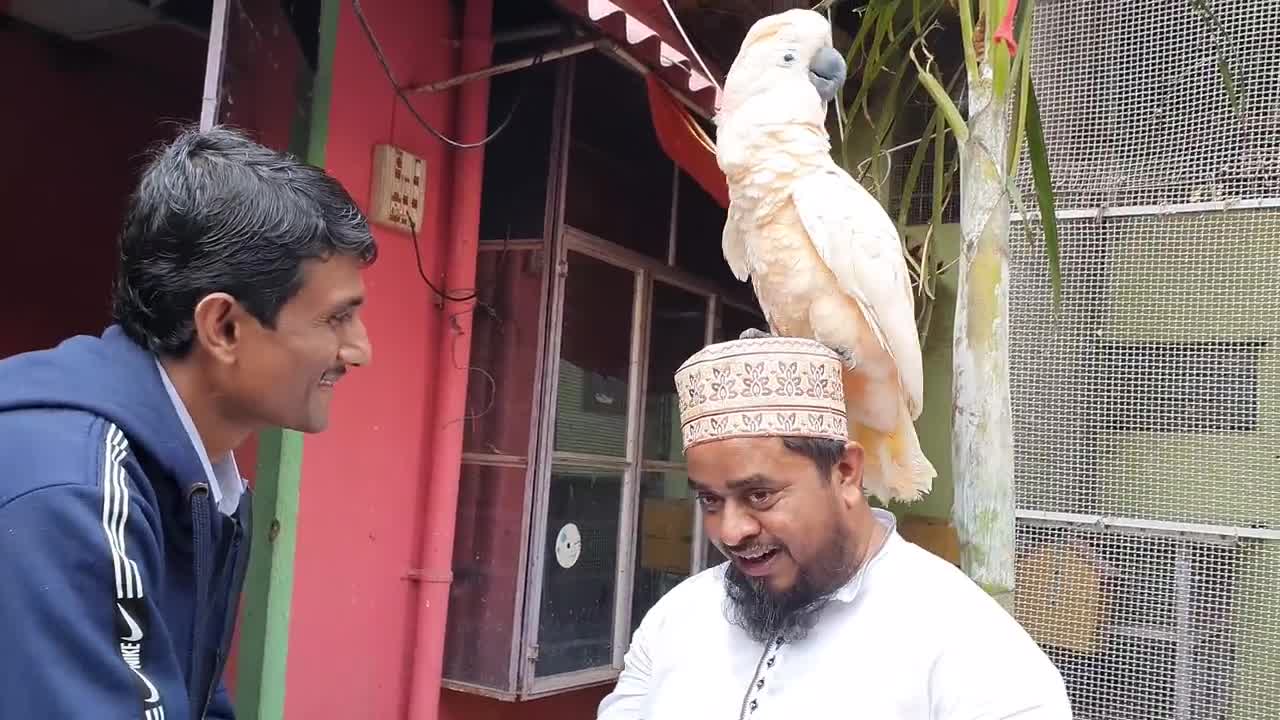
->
673;336;848;452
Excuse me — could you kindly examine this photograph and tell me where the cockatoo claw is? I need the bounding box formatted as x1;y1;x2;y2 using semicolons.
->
739;327;774;340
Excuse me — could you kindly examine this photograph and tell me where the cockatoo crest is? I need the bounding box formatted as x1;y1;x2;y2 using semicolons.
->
716;9;843;131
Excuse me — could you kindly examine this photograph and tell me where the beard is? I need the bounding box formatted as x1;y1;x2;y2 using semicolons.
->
722;522;855;645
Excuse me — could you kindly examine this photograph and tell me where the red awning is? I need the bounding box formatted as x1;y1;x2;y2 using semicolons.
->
554;0;722;117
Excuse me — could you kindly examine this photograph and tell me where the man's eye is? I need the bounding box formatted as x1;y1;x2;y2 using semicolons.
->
329;311;353;325
748;490;774;507
696;494;722;511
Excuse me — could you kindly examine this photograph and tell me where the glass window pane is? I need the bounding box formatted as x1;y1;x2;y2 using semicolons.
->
464;249;546;457
631;471;695;632
554;253;635;457
478;61;558;240
674;171;738;289
443;463;529;690
716;303;766;342
535;469;623;677
643;284;709;462
564;52;672;259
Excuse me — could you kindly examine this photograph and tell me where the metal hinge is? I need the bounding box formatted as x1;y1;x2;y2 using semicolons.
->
526;643;540;660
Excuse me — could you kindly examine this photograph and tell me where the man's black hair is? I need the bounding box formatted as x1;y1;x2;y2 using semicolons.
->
112;125;377;357
782;436;847;478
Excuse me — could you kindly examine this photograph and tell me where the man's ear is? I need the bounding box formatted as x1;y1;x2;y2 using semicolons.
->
835;441;865;504
191;292;245;364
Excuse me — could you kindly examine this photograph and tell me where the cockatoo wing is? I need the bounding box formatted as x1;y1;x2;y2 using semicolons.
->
790;168;924;419
722;199;750;282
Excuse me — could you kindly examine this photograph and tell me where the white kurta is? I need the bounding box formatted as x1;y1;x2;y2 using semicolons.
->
599;510;1072;719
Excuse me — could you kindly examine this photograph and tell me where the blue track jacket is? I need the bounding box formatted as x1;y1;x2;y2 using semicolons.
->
0;326;252;719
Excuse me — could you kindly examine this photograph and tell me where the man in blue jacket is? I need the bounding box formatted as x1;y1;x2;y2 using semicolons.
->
0;126;376;719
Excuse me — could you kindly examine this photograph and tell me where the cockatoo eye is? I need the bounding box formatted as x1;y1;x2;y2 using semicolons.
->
782;52;796;63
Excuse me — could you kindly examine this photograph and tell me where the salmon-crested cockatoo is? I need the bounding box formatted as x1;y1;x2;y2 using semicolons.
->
714;8;936;503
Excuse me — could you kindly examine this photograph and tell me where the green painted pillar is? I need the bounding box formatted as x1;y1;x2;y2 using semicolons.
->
233;0;340;717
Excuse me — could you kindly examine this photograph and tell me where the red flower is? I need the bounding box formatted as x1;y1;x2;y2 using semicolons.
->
993;0;1020;56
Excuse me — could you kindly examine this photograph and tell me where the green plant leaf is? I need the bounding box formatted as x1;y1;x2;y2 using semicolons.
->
1189;0;1243;115
910;40;970;144
1007;0;1036;82
1024;79;1062;311
958;0;980;80
897;110;941;227
1007;19;1033;175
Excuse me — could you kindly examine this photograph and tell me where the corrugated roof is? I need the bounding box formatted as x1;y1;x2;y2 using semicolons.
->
554;0;722;117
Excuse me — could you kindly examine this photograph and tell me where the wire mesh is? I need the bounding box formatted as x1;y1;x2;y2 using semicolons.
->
1009;2;1280;715
1015;523;1280;720
1016;0;1280;209
1009;210;1280;528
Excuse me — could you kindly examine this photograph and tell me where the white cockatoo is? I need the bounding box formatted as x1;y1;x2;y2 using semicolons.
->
714;8;936;503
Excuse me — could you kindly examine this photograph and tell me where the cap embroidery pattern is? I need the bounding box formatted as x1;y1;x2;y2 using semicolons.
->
674;337;849;451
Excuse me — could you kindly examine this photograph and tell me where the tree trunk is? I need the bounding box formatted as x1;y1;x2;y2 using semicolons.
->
952;60;1016;612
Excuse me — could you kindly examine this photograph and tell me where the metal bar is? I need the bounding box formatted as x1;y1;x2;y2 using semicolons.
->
667;163;680;266
518;58;577;694
641;460;690;473
612;268;649;667
1172;548;1193;720
478;238;544;249
1015;509;1280;542
439;679;517;702
564;226;753;306
552;451;631;468
1012;197;1280;222
1110;624;1180;643
524;665;619;698
690;293;717;572
407;40;603;94
494;22;570;45
199;0;230;129
460;452;528;468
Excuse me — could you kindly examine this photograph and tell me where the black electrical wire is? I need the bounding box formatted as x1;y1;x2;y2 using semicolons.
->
405;215;479;303
350;0;534;150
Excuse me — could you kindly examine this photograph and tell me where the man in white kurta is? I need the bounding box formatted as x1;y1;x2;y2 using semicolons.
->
599;338;1071;719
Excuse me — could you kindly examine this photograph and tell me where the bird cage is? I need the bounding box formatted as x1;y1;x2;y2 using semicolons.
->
1006;1;1280;719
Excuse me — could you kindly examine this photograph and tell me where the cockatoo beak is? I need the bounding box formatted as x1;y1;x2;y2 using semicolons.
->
808;46;846;104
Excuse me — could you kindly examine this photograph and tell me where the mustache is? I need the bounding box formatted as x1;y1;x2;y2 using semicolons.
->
724;541;781;555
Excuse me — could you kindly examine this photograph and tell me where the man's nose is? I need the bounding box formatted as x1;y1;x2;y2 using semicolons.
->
340;316;373;368
717;502;760;549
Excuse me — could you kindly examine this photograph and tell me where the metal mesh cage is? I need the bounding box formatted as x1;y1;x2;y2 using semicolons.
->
1008;1;1280;717
1011;211;1280;528
1015;523;1280;720
1016;0;1280;208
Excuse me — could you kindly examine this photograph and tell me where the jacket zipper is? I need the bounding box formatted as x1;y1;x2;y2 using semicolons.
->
204;499;248;717
189;484;213;719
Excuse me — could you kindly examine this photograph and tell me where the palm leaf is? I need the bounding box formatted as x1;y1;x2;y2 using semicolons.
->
1024;79;1061;311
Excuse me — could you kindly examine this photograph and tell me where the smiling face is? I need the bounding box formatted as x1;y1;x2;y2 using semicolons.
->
688;436;866;595
220;254;372;433
688;435;871;642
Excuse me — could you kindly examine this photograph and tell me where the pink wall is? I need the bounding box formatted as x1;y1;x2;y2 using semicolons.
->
286;1;612;718
283;0;455;716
